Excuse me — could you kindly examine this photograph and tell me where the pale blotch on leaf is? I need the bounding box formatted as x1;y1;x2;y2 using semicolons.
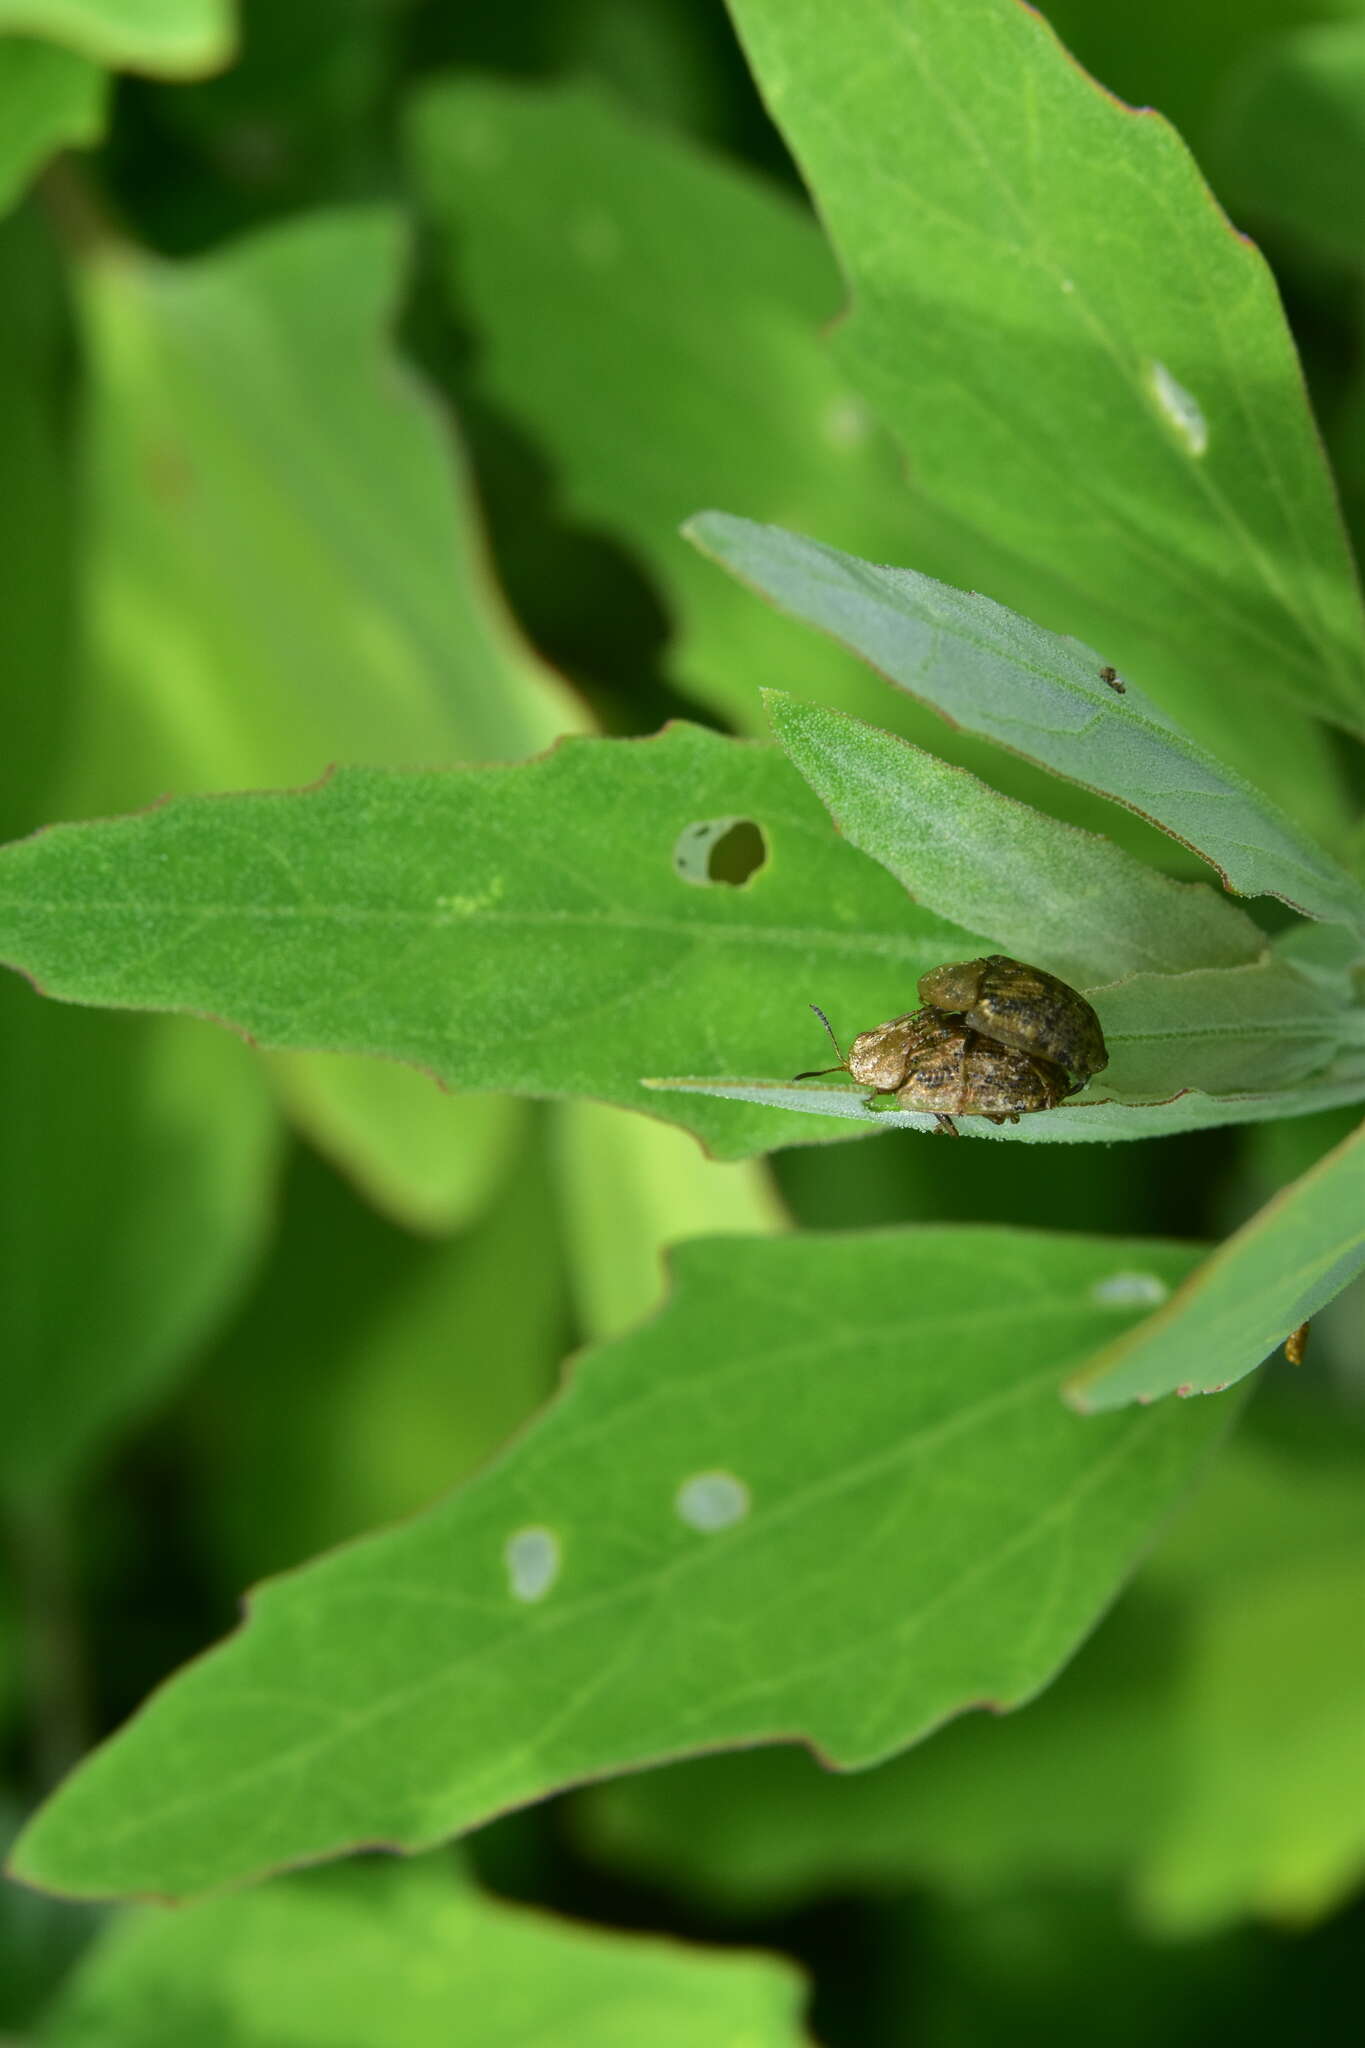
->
672;817;768;887
676;1470;751;1532
823;394;872;450
1059;276;1076;294
1090;1270;1171;1308
1144;359;1209;456
504;1526;561;1603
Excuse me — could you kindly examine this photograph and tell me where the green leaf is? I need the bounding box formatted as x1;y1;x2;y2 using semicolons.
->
658;954;1363;1144
66;208;586;1221
1132;1429;1365;1933
9;1227;1226;1901
553;1100;787;1341
40;1857;809;2047
579;1590;1182;1913
653;1055;1365;1144
724;0;1365;749
1210;18;1365;271
579;1430;1365;1933
1088;961;1355;1097
0;0;232;76
0;39;105;218
407;75;1218;881
0;216;280;1498
264;1055;525;1240
766;691;1265;985
690;515;1365;935
403;74;932;737
1065;1118;1365;1410
0;982;279;1499
190;1118;563;1590
0;727;983;1161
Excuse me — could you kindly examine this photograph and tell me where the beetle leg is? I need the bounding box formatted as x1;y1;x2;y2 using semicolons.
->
933;1114;959;1137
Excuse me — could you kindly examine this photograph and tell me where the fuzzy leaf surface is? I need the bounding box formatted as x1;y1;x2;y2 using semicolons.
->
0;728;985;1160
407;70;1342;852
10;1227;1225;1901
725;0;1365;745
1065;1118;1365;1409
766;692;1265;985
691;516;1365;934
580;1432;1365;1934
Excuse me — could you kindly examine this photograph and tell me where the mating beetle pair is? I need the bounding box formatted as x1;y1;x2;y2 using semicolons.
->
796;954;1108;1136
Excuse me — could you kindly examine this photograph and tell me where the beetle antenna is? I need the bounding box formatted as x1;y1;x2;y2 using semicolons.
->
794;1002;849;1080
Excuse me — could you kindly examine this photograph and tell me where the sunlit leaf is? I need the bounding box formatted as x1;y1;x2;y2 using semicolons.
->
0;0;231;76
725;0;1365;752
40;1857;810;2047
9;1227;1226;1901
691;516;1365;935
1065;1119;1365;1409
579;1431;1365;1934
766;691;1265;985
407;70;1342;856
0;39;104;217
0;210;279;1499
0;727;985;1160
552;1100;786;1341
64;207;586;1222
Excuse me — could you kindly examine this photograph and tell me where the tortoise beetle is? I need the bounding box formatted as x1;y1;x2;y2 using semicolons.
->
795;1003;1072;1136
915;954;1107;1090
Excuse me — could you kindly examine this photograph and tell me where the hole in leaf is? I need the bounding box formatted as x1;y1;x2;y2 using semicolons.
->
673;817;768;887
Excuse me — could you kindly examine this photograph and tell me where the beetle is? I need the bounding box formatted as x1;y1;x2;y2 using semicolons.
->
1099;663;1127;693
915;954;1108;1089
795;1003;1071;1136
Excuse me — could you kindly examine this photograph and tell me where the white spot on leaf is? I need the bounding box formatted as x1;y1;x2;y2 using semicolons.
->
1059;276;1076;294
504;1526;560;1603
1145;360;1208;456
1091;1270;1170;1308
676;1470;751;1532
823;395;871;450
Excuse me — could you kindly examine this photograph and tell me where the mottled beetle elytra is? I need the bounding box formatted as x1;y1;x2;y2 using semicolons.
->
795;956;1107;1137
795;1000;1073;1137
916;954;1108;1088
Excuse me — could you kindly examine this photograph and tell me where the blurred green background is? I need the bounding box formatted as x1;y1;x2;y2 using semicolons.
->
1;2;1363;2042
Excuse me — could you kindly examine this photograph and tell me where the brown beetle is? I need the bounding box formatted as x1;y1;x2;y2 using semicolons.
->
795;1003;1071;1136
916;954;1108;1089
1099;664;1127;693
